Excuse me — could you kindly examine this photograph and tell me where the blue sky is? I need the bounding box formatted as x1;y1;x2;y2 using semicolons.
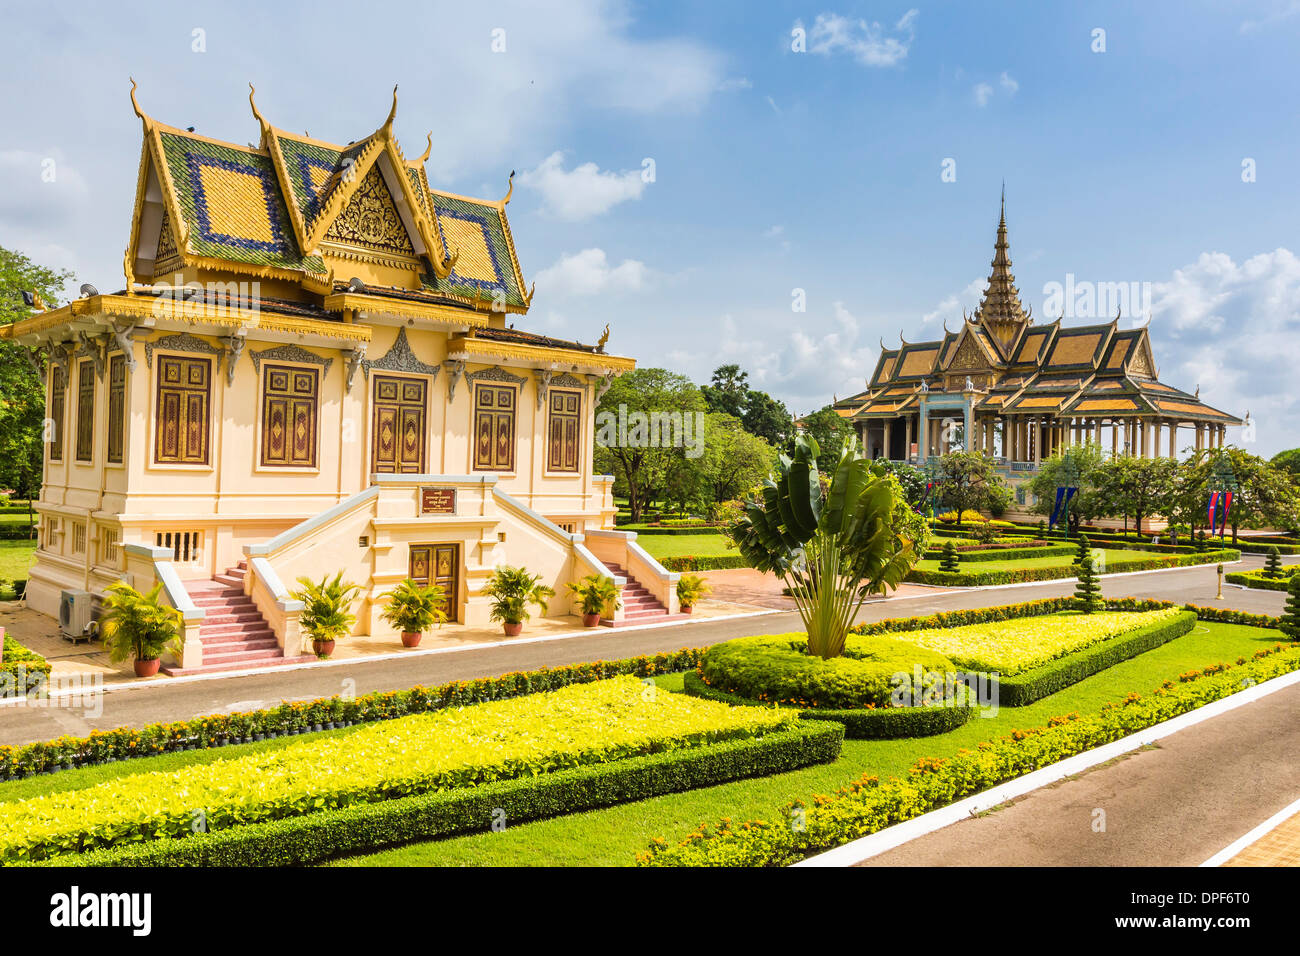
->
3;1;1298;452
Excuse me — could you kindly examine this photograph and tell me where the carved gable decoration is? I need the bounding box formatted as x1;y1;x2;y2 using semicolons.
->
250;343;333;377
145;331;224;370
323;163;415;257
1127;336;1156;378
947;332;991;373
362;327;440;380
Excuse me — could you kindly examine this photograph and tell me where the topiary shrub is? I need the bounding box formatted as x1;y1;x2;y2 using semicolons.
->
1281;574;1300;641
1074;554;1103;613
1073;534;1091;566
1265;546;1284;579
697;632;957;710
939;541;960;573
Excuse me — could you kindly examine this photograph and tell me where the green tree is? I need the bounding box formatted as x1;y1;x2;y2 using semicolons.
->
1026;443;1106;534
700;364;748;418
698;413;777;506
1264;546;1284;579
1271;448;1300;481
741;389;794;447
1281;574;1300;641
0;247;72;533
1184;447;1299;544
1073;534;1091;565
794;406;853;472
933;451;1003;528
876;459;928;509
1094;455;1177;537
731;435;921;659
939;540;960;573
594;368;706;522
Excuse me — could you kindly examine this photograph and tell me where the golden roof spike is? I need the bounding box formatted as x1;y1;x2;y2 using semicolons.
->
415;132;433;165
899;328;911;347
879;336;887;351
382;84;398;135
249;84;268;127
129;77;152;130
502;169;515;205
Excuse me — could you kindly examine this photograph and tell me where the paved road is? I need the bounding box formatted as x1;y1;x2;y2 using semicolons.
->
860;678;1300;867
0;553;1287;745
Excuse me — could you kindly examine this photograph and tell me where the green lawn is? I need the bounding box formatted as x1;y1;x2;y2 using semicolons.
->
637;533;737;560
327;619;1279;866
0;540;36;586
913;547;1169;574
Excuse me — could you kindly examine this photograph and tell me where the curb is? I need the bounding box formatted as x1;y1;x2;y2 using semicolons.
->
794;665;1300;867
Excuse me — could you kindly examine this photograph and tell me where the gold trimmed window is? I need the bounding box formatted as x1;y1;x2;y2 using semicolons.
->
546;389;582;473
48;365;65;462
75;360;95;462
473;384;516;472
154;356;212;465
260;364;320;468
107;354;126;464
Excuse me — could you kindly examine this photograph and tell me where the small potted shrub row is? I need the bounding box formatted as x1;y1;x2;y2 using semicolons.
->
98;581;182;678
568;573;620;626
676;573;710;613
484;565;554;636
380;577;448;647
293;572;362;659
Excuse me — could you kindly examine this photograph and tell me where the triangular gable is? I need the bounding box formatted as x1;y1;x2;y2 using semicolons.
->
1125;329;1157;378
944;323;1001;373
423;188;531;311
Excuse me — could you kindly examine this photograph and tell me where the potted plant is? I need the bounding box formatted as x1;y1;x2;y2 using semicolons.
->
567;573;620;626
98;581;183;678
292;572;362;658
380;577;447;647
483;565;554;636
676;573;711;613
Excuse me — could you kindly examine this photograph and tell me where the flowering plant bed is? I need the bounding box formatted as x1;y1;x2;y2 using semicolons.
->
0;676;807;862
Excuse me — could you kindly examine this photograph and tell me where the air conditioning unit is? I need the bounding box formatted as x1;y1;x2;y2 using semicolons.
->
59;590;98;643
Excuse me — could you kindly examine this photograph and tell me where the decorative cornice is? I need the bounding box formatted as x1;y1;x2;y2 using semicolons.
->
250;343;334;376
552;372;586;390
362;326;440;380
145;331;224;371
464;365;528;389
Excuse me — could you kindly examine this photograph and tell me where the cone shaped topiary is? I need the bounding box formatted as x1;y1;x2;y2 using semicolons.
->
1074;553;1104;614
1281;574;1300;641
1073;534;1091;566
1264;546;1283;579
939;540;960;573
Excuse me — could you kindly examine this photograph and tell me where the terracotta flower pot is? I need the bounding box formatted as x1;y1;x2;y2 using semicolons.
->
401;631;422;648
133;657;161;678
503;621;524;637
681;605;693;614
582;612;601;627
313;639;335;659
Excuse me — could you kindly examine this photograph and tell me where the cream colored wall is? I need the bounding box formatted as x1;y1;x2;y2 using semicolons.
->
29;317;608;615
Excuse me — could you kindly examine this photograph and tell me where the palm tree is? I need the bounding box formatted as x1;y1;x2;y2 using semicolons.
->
483;565;555;633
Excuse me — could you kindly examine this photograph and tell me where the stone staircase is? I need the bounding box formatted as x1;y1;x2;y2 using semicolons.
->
601;563;688;627
161;561;315;675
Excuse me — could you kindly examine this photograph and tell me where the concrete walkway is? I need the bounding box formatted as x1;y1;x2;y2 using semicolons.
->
858;679;1300;867
0;553;1288;746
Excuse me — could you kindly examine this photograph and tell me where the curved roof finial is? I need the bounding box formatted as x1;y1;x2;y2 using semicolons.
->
415;132;433;165
899;328;911;347
129;77;151;129
248;83;271;135
879;336;887;352
942;317;951;335
382;84;398;135
502;169;515;205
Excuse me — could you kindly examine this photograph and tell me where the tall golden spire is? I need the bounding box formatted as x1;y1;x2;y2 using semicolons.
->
973;184;1030;350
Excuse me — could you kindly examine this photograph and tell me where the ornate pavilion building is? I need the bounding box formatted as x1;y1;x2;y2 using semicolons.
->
834;195;1241;488
3;85;680;674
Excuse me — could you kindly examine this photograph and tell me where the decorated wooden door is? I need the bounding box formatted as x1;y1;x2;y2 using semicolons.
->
409;544;459;622
372;375;427;474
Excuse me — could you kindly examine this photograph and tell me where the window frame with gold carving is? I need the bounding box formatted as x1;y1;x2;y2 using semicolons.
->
471;382;518;474
257;363;322;471
544;388;583;476
151;354;213;469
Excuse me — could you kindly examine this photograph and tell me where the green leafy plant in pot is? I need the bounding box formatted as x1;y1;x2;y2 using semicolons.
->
676;573;711;613
292;572;362;658
99;581;183;678
731;434;918;659
380;577;448;647
567;573;620;626
484;565;554;636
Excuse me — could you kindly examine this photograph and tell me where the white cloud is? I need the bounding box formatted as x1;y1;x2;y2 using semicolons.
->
517;151;648;221
999;71;1019;94
972;71;1017;107
973;82;994;107
799;10;919;67
534;248;652;298
1145;248;1300;453
717;76;752;91
920;277;986;326
762;225;784;239
1241;1;1300;33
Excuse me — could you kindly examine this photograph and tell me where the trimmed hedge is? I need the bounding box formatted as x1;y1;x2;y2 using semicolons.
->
639;639;1300;866
922;544;1073;563
1;633;49;698
0;648;708;779
29;721;844;867
1225;567;1298;591
849;595;1175;637
906;549;1239;586
662;555;748;572
682;671;976;738
989;610;1197;706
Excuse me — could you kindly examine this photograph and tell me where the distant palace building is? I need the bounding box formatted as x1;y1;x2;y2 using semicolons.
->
834;195;1241;474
